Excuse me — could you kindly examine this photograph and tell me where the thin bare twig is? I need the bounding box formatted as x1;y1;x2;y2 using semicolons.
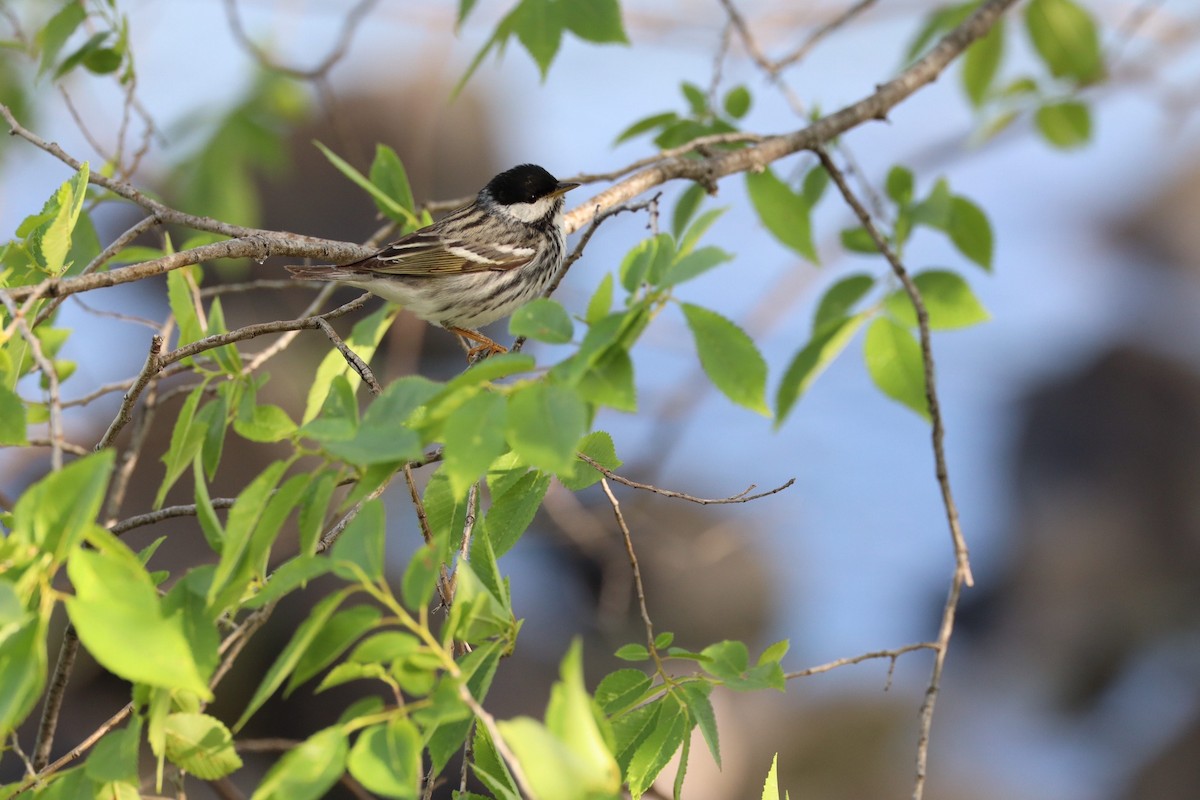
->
95;335;163;452
223;0;379;80
109;498;237;536
785;642;938;681
30;629;79;770
580;454;795;505
814;145;972;800
11;704;133;796
600;478;666;677
315;317;381;395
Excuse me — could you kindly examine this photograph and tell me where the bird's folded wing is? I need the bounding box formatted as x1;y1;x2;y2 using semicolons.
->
361;232;536;275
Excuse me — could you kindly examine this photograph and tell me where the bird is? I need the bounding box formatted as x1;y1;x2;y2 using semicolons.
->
288;163;580;359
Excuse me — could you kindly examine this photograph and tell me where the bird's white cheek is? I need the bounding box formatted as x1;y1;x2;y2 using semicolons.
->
505;196;558;223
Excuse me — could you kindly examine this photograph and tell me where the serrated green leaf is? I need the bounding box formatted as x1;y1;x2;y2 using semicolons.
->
485;469;550;557
576;346;636;412
680;683;720;768
615;643;650;661
1035;100;1091;149
761;753;781;800
286;605;381;695
1025;0;1104;84
680;303;769;416
156;382;211;508
303;305;395;425
883;270;990;330
84;717;141;783
745;168;817;262
863;317;930;421
510;297;574;343
163;713;242;780
0;385;25;446
662;245;732;288
234;403;296;443
324;376;431;465
626;699;687;798
559;430;622;491
595;669;653;715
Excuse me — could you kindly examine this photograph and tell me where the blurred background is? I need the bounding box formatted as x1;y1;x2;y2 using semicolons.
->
2;1;1200;798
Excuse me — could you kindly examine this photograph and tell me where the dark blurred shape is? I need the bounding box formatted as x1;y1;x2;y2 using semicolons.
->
1120;154;1200;272
985;346;1200;712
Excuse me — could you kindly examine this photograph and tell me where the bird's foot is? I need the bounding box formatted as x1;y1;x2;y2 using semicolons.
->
449;327;507;362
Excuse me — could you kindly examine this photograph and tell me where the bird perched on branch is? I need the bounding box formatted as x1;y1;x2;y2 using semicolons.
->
288;163;579;359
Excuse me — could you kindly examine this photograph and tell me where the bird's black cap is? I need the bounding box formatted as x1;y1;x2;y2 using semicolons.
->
485;163;574;205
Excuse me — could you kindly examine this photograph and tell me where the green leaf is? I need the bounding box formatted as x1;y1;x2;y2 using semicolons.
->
84;717;141;783
595;668;652;715
724;85;752;119
156;381;209;508
368;144;416;225
513;0;565;78
38;1;88;76
0;385;25;446
559;430;621;491
904;2;973;63
680;303;769;416
0;614;47;735
485;470;551;557
615;111;678;145
505;382;588;475
207;460;289;609
163;713;242;780
863;317;929;421
401;543;441;610
1034;100;1092;149
347;719;422;799
812;275;874;333
426;641;503;772
962;20;1005;106
234;403;296;443
615;643;650;662
286;605;381;695
510;297;574;343
883;270;990;330
662;246;733;288
499;642;620;799
249;727;348;800
324;377;432;465
331;498;387;583
948;195;994;270
885;166;915;207
911;178;952;230
244;556;332;610
298;471;338;555
626;699;687;798
745;167;817;262
302;299;395;425
576;346;636;412
678;207;726;257
66;545;211;698
672;184;706;239
25;162;90;275
700;640;785;691
761;753;781;800
167;267;203;353
586;272;614;325
472;724;522;800
839;226;879;254
13;449;113;561
442;390;508;497
313;141;417;227
680;683;720;768
758;639;790;665
235;588;350;730
562;0;628;44
1024;0;1104;84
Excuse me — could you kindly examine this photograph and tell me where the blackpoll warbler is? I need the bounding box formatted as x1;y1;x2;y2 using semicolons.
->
288;164;579;358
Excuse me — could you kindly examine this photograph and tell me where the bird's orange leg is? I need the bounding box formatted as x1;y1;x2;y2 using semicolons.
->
447;326;507;362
